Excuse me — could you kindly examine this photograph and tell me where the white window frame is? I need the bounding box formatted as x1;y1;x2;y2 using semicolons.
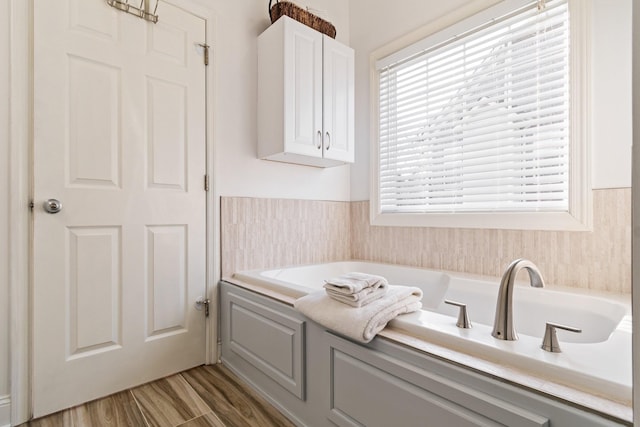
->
370;0;592;231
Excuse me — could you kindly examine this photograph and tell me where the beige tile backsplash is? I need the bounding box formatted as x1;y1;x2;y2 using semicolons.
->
221;188;631;293
221;197;351;278
351;188;631;293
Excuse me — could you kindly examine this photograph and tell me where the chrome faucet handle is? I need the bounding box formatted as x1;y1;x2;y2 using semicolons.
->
541;322;582;353
444;300;472;329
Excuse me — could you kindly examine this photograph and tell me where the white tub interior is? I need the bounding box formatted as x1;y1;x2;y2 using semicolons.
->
233;261;632;403
251;261;626;343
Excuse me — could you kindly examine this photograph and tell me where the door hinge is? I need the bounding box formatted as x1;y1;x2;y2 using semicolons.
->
196;297;211;317
29;200;34;211
198;43;210;66
204;174;210;191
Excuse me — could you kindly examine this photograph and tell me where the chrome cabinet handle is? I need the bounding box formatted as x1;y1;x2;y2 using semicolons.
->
43;199;63;214
316;130;322;150
325;131;331;150
541;322;582;353
444;300;472;329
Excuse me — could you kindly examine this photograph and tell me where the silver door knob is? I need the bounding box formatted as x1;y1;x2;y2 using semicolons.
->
43;199;62;214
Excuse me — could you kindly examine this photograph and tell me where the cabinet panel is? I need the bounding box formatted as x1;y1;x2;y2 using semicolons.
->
284;22;323;157
323;36;354;163
226;291;306;399
327;333;549;427
330;350;501;427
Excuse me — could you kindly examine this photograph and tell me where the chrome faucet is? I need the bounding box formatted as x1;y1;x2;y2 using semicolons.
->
492;259;545;341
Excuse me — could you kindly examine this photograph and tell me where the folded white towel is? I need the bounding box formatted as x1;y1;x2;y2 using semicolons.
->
294;285;423;343
324;272;388;295
325;282;388;308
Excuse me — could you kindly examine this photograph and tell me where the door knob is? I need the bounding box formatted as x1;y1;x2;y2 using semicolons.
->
43;199;63;214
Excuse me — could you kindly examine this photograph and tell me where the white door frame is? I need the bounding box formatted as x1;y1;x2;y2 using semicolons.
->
8;0;219;424
8;0;31;423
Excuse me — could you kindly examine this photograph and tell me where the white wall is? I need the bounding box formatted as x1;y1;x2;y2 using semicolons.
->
631;1;640;422
0;0;10;418
208;0;352;201
592;0;633;189
349;0;633;200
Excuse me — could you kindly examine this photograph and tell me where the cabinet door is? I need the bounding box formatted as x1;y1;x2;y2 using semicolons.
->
284;20;323;158
323;36;355;163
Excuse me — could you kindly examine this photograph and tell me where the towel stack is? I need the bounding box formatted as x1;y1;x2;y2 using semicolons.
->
323;272;388;308
294;272;424;343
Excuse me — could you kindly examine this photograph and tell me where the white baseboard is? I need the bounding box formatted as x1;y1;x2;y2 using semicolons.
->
0;395;10;427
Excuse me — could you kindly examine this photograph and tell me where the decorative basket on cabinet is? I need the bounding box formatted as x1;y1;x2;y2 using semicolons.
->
268;0;337;38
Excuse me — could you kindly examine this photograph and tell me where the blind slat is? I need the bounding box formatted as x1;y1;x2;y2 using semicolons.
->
377;0;570;214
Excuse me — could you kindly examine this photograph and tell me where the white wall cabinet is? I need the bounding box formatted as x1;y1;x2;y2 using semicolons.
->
258;16;354;167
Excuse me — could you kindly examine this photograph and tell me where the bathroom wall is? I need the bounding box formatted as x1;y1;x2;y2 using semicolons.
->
208;0;353;202
348;0;633;198
222;0;633;295
0;0;10;422
344;0;632;294
221;190;631;294
351;189;631;293
221;197;351;277
219;0;633;295
591;0;633;189
631;1;640;421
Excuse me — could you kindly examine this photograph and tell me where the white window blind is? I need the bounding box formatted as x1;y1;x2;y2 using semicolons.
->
377;0;570;214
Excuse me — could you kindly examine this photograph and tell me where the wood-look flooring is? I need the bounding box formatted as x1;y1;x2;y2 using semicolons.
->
21;364;296;427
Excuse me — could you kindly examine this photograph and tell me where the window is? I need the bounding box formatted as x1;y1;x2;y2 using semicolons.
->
372;0;591;230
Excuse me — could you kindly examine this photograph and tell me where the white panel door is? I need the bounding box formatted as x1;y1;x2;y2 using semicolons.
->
33;0;208;417
284;18;323;157
323;36;354;163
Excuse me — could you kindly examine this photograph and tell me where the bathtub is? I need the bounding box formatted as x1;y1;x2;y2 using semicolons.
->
233;261;632;405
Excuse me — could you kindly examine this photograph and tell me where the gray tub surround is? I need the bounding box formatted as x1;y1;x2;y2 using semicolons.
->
222;262;632;426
